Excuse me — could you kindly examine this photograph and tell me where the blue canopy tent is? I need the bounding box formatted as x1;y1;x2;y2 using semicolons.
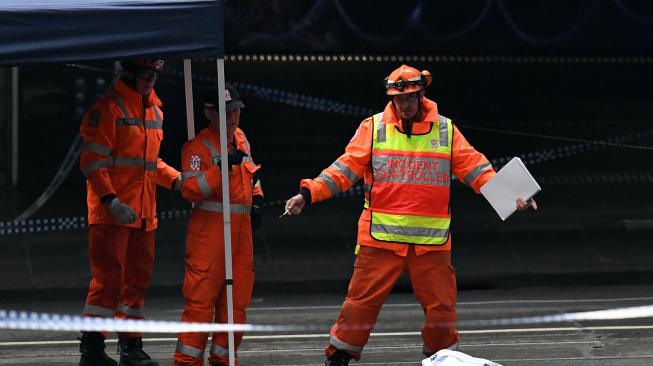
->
0;0;223;64
0;2;239;364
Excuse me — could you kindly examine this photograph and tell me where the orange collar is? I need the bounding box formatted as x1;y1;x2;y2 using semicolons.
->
114;79;162;108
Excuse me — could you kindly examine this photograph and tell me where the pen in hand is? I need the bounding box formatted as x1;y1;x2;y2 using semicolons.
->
278;209;290;219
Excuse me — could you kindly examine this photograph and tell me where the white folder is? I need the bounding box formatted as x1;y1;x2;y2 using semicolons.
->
480;157;541;221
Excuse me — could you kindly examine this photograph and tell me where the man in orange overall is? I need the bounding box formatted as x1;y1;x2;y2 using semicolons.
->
78;59;181;366
174;84;263;366
285;65;537;365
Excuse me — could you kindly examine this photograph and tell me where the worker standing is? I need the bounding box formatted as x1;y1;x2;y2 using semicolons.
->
284;65;537;365
78;59;181;366
174;84;263;366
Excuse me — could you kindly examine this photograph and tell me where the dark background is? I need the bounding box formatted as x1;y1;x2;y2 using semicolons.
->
225;0;653;55
0;0;652;297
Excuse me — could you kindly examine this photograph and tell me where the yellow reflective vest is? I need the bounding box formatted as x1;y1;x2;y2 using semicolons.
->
367;112;453;245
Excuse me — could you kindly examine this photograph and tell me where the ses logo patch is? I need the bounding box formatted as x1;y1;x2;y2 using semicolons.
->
189;154;201;170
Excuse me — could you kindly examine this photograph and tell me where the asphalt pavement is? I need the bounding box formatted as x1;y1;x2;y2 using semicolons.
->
2;285;653;365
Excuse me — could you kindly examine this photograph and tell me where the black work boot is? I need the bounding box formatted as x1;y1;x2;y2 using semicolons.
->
117;336;159;366
79;332;118;366
325;350;352;366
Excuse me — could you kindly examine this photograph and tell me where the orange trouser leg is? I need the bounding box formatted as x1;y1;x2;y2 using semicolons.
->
116;227;156;339
83;225;130;337
209;217;254;366
175;213;254;366
407;249;459;355
326;245;405;361
175;238;222;365
84;225;156;338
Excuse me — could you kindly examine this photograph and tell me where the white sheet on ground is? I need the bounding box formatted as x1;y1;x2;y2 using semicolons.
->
421;349;503;366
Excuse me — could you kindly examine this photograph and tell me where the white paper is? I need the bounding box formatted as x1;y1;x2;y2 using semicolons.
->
480;157;541;221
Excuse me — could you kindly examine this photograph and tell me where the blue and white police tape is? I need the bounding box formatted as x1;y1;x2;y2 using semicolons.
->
1;210;191;235
2;304;653;333
4;166;653;236
457;304;653;327
222;54;653;65
0;309;299;333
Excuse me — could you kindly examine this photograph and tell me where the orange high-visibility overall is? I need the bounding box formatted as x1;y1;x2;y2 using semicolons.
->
174;127;262;366
79;79;180;338
300;98;496;360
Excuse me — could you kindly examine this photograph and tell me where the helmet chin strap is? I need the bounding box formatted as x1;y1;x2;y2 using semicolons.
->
403;117;413;139
392;95;423;139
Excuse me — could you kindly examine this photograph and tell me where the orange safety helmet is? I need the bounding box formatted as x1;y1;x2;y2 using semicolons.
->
384;64;432;95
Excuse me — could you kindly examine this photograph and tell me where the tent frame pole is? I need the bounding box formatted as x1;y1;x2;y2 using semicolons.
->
215;58;237;366
11;66;19;187
183;60;195;139
183;59;235;366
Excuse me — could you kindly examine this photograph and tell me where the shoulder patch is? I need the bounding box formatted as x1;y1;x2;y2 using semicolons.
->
189;154;201;171
88;111;101;127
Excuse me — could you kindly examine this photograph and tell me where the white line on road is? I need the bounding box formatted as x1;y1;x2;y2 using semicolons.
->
245;297;653;311
458;297;653;306
2;325;653;347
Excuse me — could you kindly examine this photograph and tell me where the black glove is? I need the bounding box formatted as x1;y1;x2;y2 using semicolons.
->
251;195;263;232
228;150;248;166
213;150;248;172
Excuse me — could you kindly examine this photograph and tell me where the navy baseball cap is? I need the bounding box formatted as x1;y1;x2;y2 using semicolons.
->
204;84;245;112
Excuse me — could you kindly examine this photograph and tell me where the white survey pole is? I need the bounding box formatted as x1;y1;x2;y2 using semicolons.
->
216;59;236;366
11;67;19;187
183;60;195;139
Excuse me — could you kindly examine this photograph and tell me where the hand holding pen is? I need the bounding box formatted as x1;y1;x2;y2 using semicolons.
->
279;194;306;218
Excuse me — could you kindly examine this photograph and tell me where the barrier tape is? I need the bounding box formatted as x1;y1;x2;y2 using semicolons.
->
4;170;652;236
3;169;653;235
224;54;653;65
11;135;83;223
2;304;653;333
456;304;653;327
0;309;297;333
0;210;191;235
7;65;118;225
